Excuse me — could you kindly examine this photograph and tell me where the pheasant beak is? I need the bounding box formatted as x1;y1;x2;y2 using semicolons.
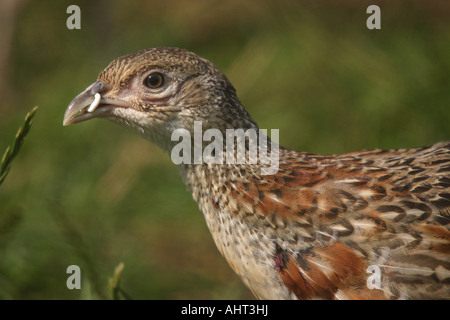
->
63;81;131;126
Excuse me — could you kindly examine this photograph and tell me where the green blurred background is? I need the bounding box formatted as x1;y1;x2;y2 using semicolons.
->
0;0;449;299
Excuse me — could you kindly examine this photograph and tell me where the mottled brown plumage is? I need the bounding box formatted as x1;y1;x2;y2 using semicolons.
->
64;47;450;299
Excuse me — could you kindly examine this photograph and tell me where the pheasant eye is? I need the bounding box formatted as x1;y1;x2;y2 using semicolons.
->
145;72;165;89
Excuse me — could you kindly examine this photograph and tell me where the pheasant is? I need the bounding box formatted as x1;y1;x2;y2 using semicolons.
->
63;47;450;300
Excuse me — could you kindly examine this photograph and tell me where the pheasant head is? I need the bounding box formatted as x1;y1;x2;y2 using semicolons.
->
63;47;257;152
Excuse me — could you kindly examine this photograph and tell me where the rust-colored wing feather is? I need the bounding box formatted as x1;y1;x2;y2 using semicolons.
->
228;142;450;299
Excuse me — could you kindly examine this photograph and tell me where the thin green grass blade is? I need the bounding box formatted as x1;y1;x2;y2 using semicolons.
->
0;106;38;187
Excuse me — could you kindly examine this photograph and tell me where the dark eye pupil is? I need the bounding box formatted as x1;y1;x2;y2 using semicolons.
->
145;72;164;88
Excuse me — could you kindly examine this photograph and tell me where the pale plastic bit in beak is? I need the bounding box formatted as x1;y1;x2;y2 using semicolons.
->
87;93;102;113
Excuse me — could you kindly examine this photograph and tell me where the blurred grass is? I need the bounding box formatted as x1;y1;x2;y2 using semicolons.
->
0;106;37;258
0;0;449;299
